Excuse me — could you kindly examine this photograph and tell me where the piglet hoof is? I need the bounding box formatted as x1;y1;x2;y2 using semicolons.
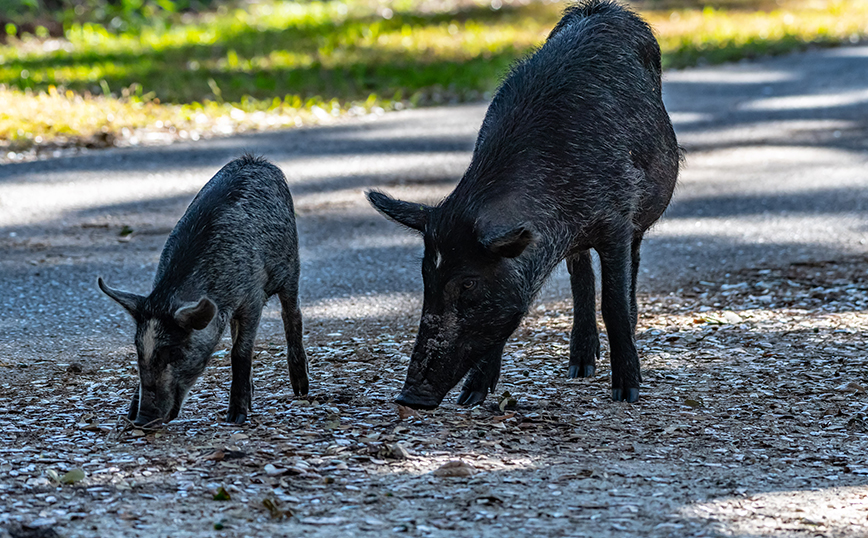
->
568;364;595;379
291;378;309;397
611;388;640;403
457;390;487;407
226;412;247;424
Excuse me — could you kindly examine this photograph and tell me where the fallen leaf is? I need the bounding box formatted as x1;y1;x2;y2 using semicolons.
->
397;405;420;420
836;382;866;394
60;469;85;485
381;443;410;460
722;311;743;324
262;498;292;519
213;486;231;501
263;464;285;476
432;460;476;478
498;391;518;412
301;516;348;526
204;450;226;461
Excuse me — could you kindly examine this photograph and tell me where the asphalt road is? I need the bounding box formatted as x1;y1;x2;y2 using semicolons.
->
1;45;867;363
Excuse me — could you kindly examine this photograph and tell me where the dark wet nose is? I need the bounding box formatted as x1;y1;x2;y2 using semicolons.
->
395;391;441;410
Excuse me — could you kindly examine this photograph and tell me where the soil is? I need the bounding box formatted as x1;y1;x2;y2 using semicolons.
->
1;257;867;538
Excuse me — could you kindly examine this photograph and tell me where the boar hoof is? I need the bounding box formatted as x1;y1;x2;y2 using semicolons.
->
226;412;247;424
457;390;486;407
612;388;640;403
568;364;595;379
291;378;309;397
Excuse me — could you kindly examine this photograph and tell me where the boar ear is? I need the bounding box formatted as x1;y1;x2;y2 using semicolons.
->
366;190;430;233
98;277;144;317
480;224;534;258
174;297;217;331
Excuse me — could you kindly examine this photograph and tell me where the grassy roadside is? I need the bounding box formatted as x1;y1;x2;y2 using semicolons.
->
2;0;867;157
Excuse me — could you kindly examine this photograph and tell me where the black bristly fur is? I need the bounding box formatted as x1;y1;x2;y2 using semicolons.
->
99;154;308;426
367;0;680;409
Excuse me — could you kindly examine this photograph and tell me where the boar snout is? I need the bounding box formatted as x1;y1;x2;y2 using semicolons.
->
132;389;169;428
395;391;441;409
395;372;444;409
396;358;455;410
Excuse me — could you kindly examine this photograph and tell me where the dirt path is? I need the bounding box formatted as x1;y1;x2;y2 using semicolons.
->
2;259;867;538
1;45;868;537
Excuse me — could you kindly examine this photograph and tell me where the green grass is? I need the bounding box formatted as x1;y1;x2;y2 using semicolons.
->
4;1;547;103
2;0;868;152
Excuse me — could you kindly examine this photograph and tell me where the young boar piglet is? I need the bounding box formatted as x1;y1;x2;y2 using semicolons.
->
99;155;307;426
367;0;679;409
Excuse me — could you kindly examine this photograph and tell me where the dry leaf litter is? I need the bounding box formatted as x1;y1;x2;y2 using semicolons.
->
1;258;867;537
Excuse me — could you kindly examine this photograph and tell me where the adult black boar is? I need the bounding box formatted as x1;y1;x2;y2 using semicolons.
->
99;155;307;426
367;0;679;409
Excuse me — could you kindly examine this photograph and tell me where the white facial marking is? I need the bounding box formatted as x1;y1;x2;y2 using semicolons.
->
434;250;442;269
141;319;159;364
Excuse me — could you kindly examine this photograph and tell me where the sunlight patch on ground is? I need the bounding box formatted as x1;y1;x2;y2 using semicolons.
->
303;293;421;321
367;451;539;478
676;120;862;151
280;151;470;186
680;486;868;536
0;172;205;227
740;88;868;111
654;215;868;249
664;69;798;85
667;111;715;125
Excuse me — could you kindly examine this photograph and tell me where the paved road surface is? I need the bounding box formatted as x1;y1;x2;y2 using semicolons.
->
1;45;867;363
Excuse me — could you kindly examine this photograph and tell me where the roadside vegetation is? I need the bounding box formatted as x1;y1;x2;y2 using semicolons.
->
2;0;867;156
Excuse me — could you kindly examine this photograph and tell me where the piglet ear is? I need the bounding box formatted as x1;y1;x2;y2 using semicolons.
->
98;277;144;318
366;190;430;233
479;224;534;258
174;297;217;331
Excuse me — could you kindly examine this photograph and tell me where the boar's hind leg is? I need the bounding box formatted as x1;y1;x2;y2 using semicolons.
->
566;251;600;379
279;289;309;397
630;235;643;334
457;343;505;407
599;240;641;403
227;311;262;424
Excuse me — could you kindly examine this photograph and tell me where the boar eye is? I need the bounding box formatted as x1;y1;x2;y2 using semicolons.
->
462;279;477;291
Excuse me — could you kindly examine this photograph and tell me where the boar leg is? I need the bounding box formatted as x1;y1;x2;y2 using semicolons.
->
599;240;641;403
279;288;309;396
566;250;600;379
128;382;141;421
630;235;643;333
227;311;261;424
457;343;505;407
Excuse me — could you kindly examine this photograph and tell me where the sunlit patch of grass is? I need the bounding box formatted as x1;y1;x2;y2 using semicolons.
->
647;0;868;68
0;83;397;154
2;0;868;154
2;1;555;103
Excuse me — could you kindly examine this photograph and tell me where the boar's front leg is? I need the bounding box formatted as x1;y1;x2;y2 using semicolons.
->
566;251;600;379
457;343;505;407
599;239;641;403
128;382;140;421
227;312;261;424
